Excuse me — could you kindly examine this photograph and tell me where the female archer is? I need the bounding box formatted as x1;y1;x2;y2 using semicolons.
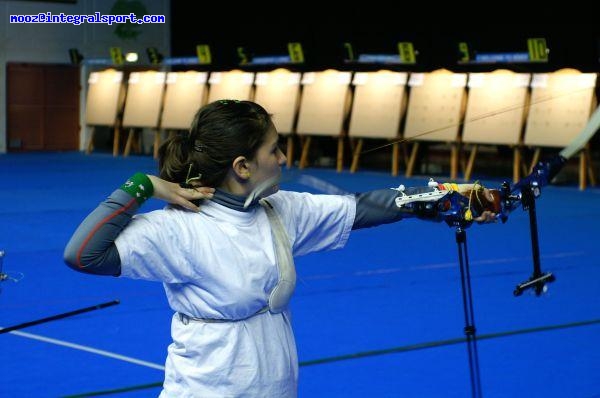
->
64;100;496;397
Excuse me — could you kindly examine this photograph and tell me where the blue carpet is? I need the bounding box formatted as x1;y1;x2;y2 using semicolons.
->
1;152;599;397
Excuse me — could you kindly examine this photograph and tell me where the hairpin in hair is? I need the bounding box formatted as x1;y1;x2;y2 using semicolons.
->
185;163;202;186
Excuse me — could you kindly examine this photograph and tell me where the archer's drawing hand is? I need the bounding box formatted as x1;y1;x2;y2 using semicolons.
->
474;188;499;223
474;210;497;224
148;175;214;212
471;188;499;224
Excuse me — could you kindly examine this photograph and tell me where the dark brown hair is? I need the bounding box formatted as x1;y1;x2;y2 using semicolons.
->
158;100;273;187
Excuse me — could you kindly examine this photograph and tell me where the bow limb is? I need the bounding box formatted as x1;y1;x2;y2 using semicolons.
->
514;103;600;190
560;104;600;160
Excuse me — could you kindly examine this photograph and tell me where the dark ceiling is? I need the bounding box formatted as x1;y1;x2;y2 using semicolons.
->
169;3;600;72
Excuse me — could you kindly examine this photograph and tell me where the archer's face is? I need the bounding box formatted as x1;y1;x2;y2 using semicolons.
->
246;125;287;197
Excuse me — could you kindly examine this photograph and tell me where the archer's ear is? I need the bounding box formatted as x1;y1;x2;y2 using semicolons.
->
232;156;251;180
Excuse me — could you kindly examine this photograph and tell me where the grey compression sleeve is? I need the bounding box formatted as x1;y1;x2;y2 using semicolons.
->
63;189;140;276
352;186;436;230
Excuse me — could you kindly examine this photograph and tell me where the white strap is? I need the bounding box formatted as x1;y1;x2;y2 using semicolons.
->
260;199;296;313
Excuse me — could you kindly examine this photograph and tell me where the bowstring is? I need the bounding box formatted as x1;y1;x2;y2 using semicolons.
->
249;168;443;215
246;87;592;213
361;86;594;155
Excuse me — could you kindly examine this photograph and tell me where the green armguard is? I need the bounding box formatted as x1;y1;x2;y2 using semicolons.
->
120;172;154;205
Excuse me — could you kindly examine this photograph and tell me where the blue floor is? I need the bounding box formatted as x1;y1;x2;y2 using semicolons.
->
1;152;599;397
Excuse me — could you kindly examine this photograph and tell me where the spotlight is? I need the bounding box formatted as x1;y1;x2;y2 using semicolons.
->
125;52;139;63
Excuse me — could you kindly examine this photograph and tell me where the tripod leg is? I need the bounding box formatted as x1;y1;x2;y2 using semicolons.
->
456;228;483;398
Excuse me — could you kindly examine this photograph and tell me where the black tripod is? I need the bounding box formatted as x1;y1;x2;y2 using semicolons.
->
454;226;483;398
451;178;557;398
0;250;120;335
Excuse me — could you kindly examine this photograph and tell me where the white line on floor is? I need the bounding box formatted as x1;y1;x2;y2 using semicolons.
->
5;329;165;371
